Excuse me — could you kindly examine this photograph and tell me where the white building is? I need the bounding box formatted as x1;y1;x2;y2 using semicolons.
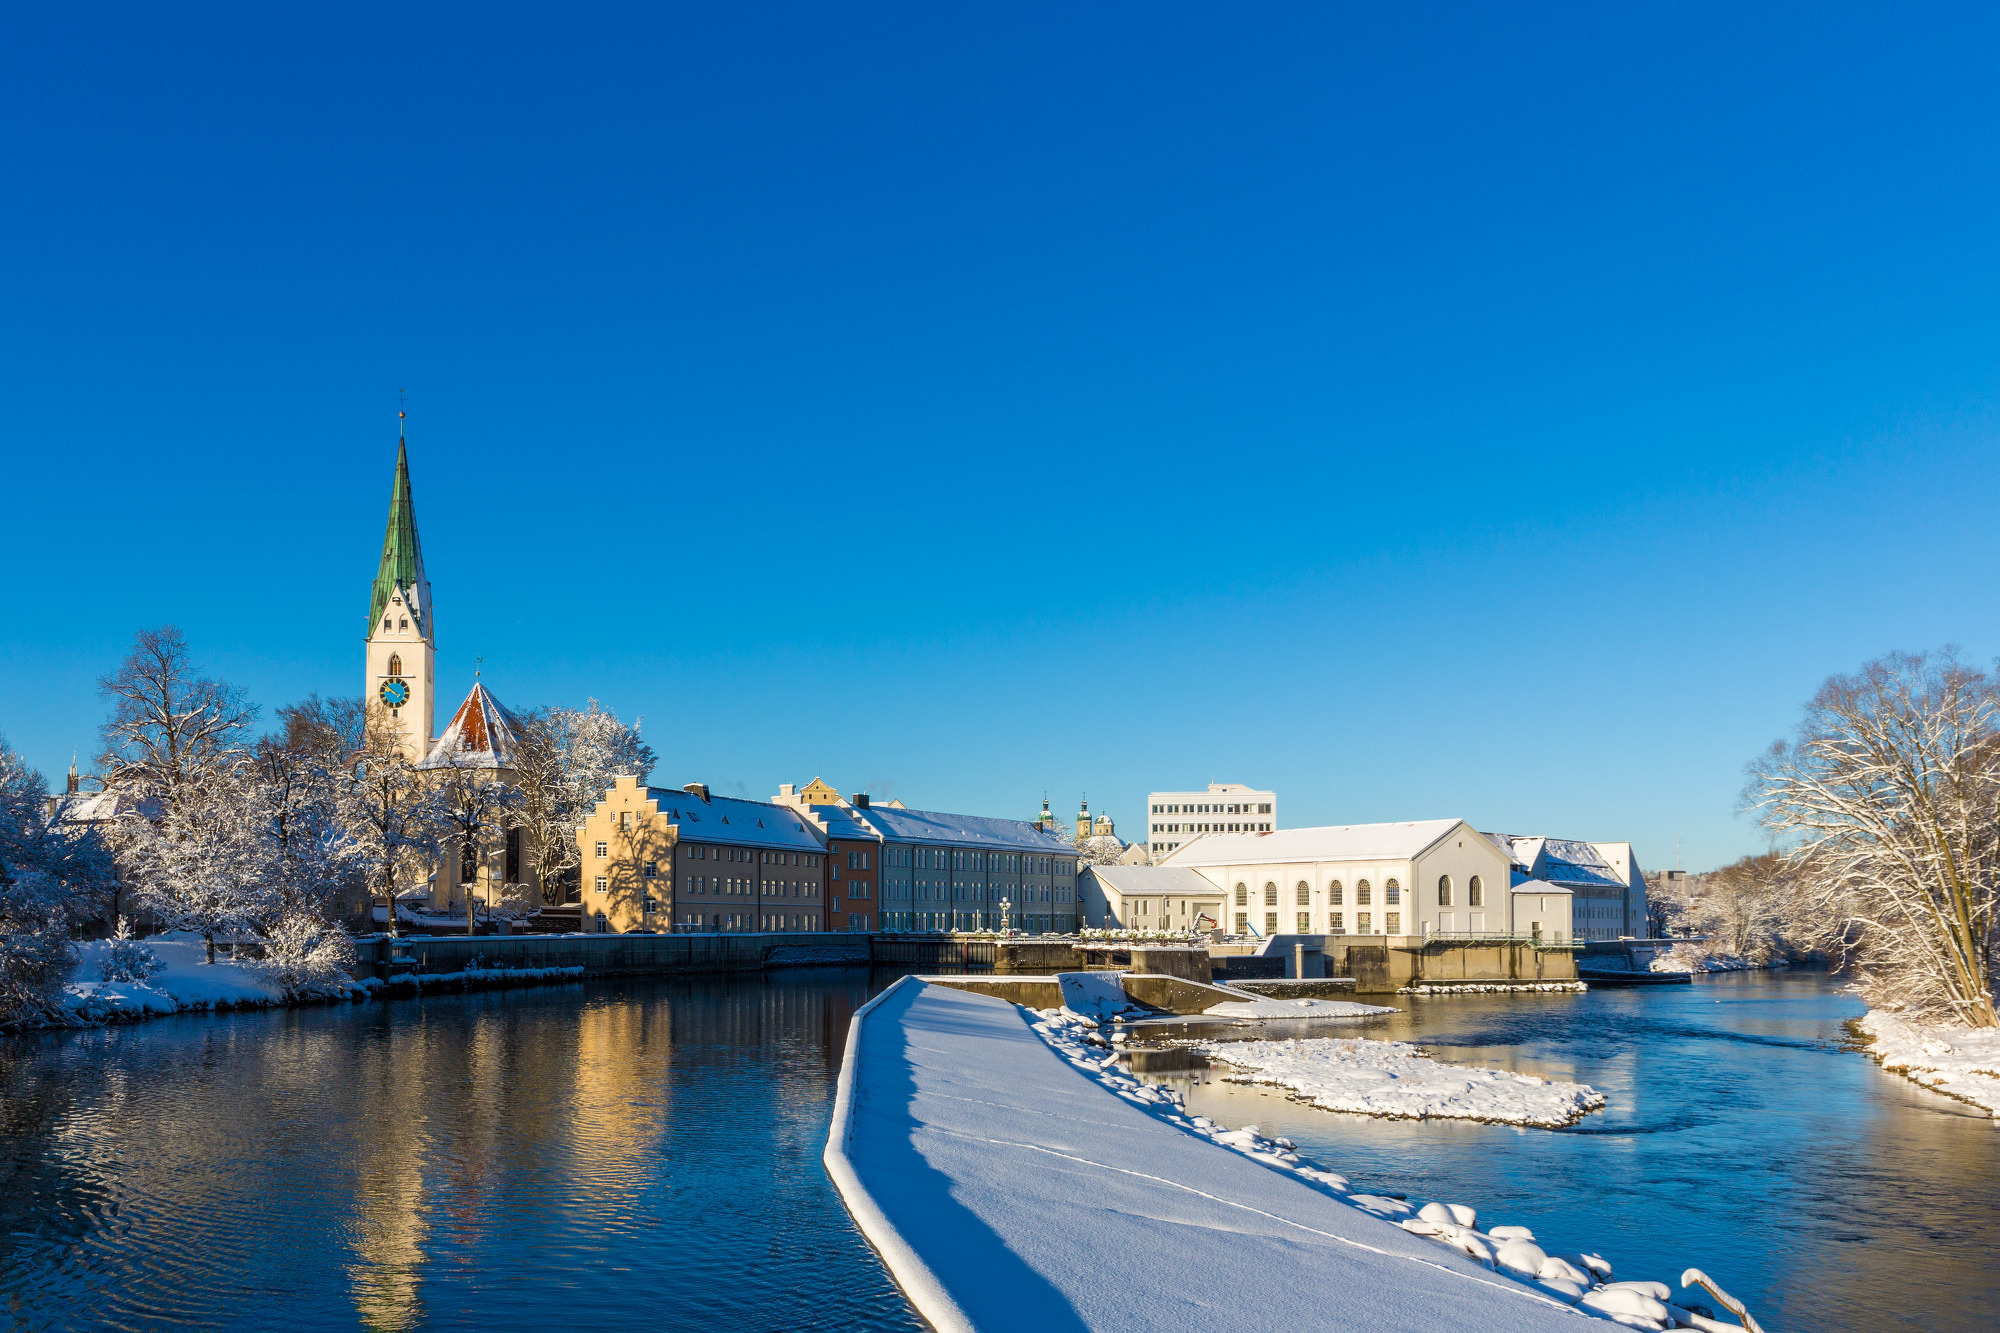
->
1496;836;1648;941
1077;865;1227;932
1144;782;1276;857
1156;819;1573;942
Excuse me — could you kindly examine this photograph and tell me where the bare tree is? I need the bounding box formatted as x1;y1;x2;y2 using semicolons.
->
431;759;524;934
1749;649;2000;1027
254;697;367;919
339;708;445;937
513;701;654;905
97;626;255;806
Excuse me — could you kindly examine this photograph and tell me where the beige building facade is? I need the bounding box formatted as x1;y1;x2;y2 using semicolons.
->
577;777;830;933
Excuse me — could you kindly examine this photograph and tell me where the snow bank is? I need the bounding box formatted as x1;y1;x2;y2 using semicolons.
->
1855;1010;2000;1117
1649;946;1785;974
1401;982;1588;996
63;935;288;1021
1058;971;1150;1021
1195;1036;1606;1128
1204;995;1398;1019
828;977;1600;1333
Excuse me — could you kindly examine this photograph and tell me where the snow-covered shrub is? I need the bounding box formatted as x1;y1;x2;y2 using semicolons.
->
2;734;113;1028
255;912;357;997
99;916;164;983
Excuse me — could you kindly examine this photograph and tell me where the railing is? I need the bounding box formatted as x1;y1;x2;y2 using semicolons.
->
1417;931;1584;950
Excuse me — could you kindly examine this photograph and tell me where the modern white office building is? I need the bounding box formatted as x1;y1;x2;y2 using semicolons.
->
1144;782;1276;857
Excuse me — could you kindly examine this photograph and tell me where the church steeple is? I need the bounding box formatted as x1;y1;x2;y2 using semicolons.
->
364;414;438;761
367;423;431;637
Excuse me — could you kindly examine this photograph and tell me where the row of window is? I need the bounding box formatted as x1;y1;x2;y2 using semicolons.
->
1222;876;1486;908
1151;802;1272;815
1233;911;1402;934
1154;822;1272;834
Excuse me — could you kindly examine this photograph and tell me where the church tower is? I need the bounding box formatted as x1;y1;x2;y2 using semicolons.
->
364;421;436;761
1076;795;1091;843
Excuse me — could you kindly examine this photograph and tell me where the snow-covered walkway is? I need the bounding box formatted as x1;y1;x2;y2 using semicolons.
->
825;977;1595;1333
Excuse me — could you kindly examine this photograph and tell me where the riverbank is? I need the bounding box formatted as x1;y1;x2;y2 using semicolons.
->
1854;1010;2000;1116
827;977;1735;1332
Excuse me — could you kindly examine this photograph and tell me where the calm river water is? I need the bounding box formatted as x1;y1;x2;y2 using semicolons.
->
1;969;1992;1332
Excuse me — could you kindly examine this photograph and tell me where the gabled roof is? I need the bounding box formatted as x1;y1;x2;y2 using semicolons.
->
1504;836;1628;889
421;683;523;769
1512;877;1575;896
368;435;432;636
1157;819;1476;867
646;787;828;852
848;804;1078;854
1079;865;1225;897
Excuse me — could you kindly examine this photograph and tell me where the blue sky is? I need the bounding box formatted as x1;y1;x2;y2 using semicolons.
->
5;4;2000;872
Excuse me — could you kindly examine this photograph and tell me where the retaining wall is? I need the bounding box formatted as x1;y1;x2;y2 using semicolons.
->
353;931;871;981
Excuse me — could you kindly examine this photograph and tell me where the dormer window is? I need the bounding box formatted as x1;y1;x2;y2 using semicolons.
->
387;654;403;677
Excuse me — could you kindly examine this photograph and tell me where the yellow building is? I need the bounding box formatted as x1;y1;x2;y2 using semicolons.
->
577;776;831;933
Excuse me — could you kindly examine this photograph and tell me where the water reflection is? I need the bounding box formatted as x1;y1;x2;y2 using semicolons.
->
0;972;923;1333
1122;972;1998;1333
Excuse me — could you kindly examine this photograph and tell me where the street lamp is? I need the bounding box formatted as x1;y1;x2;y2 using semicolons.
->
999;897;1012;934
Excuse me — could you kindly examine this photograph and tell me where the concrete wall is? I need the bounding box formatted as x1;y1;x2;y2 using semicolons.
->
355;931;869;981
1324;938;1580;992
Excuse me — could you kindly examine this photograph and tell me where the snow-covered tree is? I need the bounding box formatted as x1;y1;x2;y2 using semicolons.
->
255;911;356;997
96;626;255;807
514;701;654;904
1750;649;2000;1027
1;734;115;1027
431;758;524;934
99;916;163;983
339;708;446;936
254;695;366;917
120;760;280;964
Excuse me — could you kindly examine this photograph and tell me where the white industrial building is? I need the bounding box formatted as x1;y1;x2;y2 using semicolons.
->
1076;865;1228;933
1493;835;1648;941
1153;820;1582;942
1144;782;1276;858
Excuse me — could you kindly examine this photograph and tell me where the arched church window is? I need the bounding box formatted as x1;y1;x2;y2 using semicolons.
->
1438;875;1453;906
1234;884;1247;906
1263;882;1277;906
1295;881;1310;905
1469;875;1484;907
1386;878;1401;905
1356;879;1372;905
387;654;403;677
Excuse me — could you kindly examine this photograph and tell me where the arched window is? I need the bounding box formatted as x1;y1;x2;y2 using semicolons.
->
1234;883;1247;906
1295;880;1310;905
387;654;403;677
1263;882;1278;906
1328;880;1343;905
1386;878;1401;906
1437;875;1453;906
1469;875;1484;907
1356;878;1372;906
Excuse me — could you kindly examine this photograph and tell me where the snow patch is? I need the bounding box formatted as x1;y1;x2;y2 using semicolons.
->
1204;996;1398;1019
1194;1035;1607;1128
1402;982;1589;996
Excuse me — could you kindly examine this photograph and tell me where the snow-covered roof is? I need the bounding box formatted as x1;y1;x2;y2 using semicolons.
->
1079;866;1226;898
809;804;882;842
1156;819;1473;867
47;788;163;823
646;787;828;852
1511;878;1574;896
849;804;1078;854
1503;836;1629;889
420;683;524;770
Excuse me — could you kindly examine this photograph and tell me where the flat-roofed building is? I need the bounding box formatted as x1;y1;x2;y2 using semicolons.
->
1144;782;1276;858
577;776;830;933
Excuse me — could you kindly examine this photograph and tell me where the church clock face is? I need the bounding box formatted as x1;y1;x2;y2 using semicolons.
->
379;678;411;709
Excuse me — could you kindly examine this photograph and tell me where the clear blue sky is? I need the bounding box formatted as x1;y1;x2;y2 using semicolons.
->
5;4;1999;873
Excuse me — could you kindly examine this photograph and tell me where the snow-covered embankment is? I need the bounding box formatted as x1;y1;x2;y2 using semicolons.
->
826;977;1737;1332
1855;1010;2000;1116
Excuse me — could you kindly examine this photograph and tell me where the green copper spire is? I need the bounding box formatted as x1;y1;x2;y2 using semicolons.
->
367;429;430;635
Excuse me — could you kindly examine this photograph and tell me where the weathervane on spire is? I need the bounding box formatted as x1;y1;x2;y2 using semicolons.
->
475;655;483;679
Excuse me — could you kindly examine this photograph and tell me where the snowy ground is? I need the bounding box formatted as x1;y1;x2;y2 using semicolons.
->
1649;946;1785;974
1855;1010;2000;1117
62;934;289;1020
1195;1036;1607;1128
1202;995;1398;1019
828;978;1744;1332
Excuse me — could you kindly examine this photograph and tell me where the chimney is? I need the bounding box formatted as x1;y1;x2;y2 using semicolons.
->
853;793;870;809
684;782;710;803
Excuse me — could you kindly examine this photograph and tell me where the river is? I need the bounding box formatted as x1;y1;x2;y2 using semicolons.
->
0;969;1991;1331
